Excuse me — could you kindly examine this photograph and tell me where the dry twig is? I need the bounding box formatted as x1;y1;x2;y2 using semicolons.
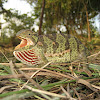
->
20;67;74;79
19;70;43;90
0;85;16;93
24;85;67;99
20;62;52;90
60;86;77;100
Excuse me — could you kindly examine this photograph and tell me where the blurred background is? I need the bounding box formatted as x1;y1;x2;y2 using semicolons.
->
0;0;100;62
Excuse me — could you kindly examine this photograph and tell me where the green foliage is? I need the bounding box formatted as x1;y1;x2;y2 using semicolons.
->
87;40;96;50
33;0;99;34
0;64;12;74
3;9;35;35
85;36;100;50
0;0;99;57
0;6;35;47
89;64;100;71
1;0;99;37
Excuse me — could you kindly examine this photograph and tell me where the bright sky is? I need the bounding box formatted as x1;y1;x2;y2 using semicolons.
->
2;0;39;32
1;0;32;24
3;0;32;14
2;0;100;31
94;14;100;30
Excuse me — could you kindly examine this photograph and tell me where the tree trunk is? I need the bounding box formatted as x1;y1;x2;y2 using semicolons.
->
83;2;91;41
79;14;83;35
86;7;91;41
38;0;45;35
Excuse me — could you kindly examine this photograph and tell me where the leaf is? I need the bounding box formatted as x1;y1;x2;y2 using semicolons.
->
0;89;28;98
89;64;100;70
0;92;34;100
0;65;12;74
77;79;98;92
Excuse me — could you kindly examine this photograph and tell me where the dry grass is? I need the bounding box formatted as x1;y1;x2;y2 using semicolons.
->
0;51;100;100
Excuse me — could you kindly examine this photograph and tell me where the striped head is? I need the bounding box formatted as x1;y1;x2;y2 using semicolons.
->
13;29;40;66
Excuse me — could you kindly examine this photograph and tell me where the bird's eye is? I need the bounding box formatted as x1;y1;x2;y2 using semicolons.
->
29;34;30;35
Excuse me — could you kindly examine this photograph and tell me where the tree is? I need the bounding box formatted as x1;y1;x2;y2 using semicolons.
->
38;0;45;35
0;0;35;47
1;0;99;46
32;0;99;37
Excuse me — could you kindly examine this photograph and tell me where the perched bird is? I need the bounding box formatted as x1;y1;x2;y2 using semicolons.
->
13;29;91;76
